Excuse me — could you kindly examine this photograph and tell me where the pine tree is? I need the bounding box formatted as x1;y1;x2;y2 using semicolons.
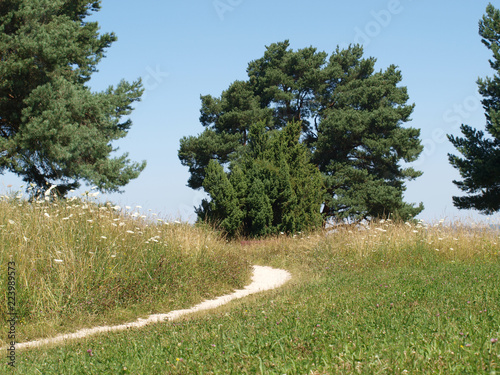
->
179;41;423;224
0;0;145;196
313;47;423;221
448;3;500;214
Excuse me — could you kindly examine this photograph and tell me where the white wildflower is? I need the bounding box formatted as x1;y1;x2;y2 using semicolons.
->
44;184;57;196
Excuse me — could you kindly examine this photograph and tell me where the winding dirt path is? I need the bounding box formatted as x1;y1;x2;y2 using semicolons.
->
13;265;291;350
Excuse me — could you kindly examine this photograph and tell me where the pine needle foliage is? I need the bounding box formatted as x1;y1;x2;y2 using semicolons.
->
448;3;500;214
0;0;145;196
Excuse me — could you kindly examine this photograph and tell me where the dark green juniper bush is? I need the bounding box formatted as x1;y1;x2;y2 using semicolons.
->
197;121;324;237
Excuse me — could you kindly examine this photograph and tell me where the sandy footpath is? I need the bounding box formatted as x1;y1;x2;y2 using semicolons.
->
12;265;291;350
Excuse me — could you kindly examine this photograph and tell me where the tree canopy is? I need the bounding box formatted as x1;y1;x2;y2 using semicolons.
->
448;3;500;214
0;0;145;196
179;41;423;232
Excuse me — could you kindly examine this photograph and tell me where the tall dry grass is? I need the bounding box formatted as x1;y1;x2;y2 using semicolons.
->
0;190;250;344
237;218;499;275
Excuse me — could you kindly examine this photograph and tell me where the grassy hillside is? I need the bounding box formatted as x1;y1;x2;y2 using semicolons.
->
1;192;499;374
0;192;251;345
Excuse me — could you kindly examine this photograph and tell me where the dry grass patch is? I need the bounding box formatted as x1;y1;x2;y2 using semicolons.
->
0;192;251;344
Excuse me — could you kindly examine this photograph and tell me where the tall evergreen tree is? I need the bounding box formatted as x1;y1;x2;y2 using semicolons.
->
313;46;423;221
0;0;145;196
179;80;272;191
448;3;500;214
179;41;423;224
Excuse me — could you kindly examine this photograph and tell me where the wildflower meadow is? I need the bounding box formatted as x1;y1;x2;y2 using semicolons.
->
0;188;498;373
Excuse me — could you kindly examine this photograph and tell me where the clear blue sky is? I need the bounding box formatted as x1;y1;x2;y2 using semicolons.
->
1;0;499;223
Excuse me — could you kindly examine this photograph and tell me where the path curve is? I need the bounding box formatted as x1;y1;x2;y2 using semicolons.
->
13;265;291;350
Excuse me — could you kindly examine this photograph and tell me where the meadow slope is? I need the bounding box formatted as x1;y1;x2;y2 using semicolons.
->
1;193;499;374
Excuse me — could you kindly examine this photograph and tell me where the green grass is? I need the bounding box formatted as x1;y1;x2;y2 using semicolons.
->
1;192;499;374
